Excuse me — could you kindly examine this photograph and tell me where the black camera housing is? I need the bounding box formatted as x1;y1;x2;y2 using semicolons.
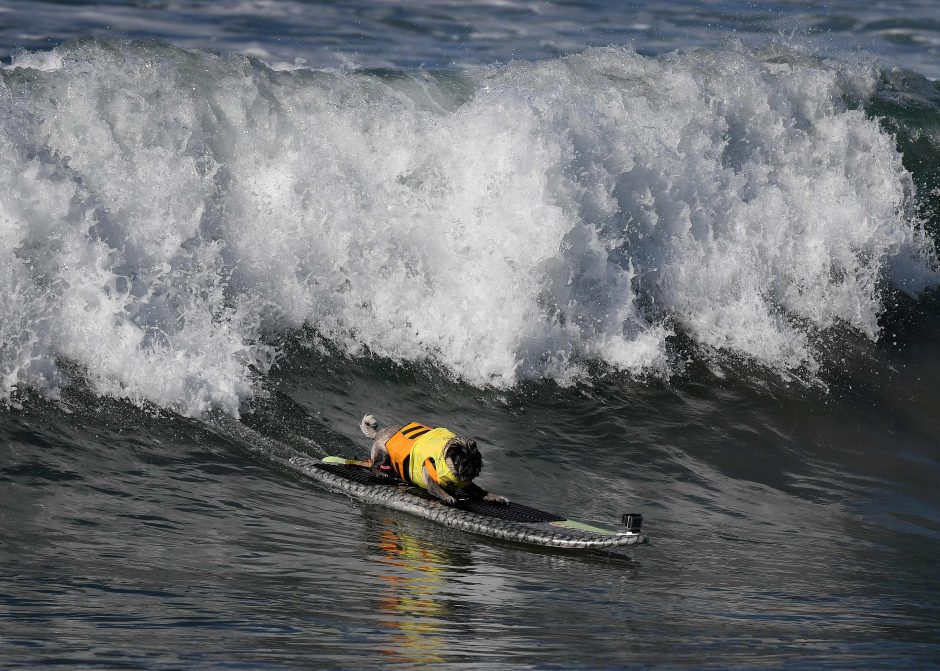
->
621;513;643;533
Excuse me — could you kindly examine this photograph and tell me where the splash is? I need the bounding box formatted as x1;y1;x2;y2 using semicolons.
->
0;40;936;414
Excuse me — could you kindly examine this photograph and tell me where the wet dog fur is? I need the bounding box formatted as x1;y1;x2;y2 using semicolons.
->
360;414;508;506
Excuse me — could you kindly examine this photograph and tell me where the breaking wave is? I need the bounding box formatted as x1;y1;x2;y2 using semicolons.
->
1;39;937;414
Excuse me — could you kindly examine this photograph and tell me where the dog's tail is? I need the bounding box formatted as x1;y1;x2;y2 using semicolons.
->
360;414;379;439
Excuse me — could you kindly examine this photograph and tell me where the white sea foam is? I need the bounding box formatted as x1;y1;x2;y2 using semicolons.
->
0;41;936;414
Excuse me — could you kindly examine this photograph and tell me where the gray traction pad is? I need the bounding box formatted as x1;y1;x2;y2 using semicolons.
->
313;462;565;523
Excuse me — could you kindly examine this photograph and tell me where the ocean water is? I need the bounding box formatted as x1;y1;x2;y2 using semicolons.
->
2;1;940;669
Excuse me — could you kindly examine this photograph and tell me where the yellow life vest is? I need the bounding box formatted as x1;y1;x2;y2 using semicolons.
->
384;422;467;490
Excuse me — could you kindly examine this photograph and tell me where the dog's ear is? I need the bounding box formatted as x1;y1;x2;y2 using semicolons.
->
470;443;482;474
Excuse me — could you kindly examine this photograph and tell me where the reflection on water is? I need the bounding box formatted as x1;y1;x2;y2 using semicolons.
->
375;521;455;667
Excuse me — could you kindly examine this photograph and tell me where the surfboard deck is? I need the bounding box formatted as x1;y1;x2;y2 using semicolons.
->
289;455;648;549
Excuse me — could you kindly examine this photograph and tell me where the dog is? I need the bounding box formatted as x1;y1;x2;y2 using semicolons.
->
360;414;508;506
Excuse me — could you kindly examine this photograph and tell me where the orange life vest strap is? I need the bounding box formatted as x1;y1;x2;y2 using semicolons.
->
423;457;439;485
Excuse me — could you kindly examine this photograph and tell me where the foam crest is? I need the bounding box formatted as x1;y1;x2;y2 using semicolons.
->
0;41;935;413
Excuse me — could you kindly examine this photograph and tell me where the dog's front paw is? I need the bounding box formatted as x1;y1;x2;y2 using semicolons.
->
369;466;391;479
484;493;510;505
438;493;457;506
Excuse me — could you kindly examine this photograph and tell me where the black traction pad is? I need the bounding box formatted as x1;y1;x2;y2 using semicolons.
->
314;461;564;524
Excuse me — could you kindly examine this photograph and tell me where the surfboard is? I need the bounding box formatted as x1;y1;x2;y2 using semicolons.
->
289;455;648;549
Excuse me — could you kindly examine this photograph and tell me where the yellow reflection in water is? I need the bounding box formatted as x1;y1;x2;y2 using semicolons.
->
376;523;451;666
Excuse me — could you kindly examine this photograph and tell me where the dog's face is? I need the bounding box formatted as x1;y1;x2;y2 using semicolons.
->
444;437;482;482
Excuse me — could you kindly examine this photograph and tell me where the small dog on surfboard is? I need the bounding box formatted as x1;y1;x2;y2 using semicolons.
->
360;414;508;506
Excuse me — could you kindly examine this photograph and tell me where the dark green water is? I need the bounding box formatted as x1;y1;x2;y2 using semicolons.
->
4;320;940;668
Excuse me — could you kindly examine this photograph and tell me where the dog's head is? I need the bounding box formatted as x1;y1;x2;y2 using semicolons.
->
444;436;482;482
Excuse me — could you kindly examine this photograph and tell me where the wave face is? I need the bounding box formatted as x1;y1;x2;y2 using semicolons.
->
1;40;937;414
